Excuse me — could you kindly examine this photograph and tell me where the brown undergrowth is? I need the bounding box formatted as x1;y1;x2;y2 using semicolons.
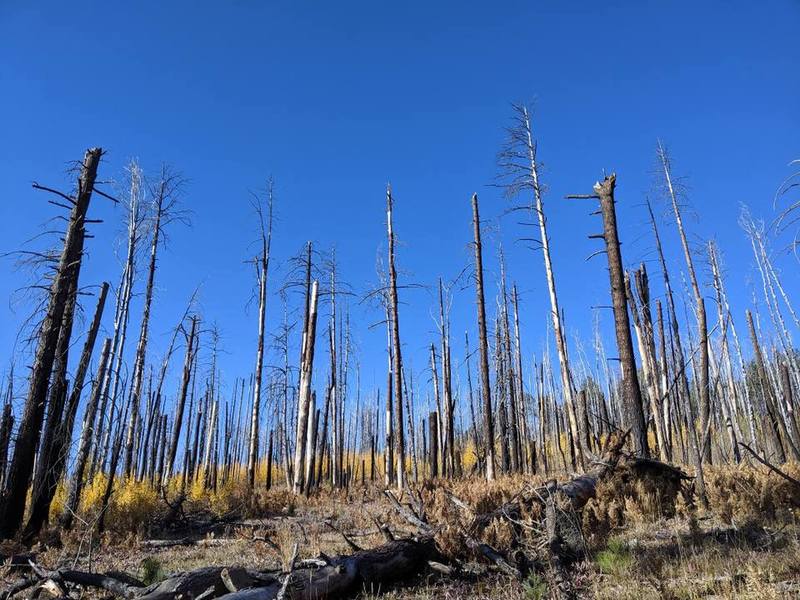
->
9;461;800;599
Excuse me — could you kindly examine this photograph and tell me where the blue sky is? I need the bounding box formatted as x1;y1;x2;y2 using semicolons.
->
1;2;798;419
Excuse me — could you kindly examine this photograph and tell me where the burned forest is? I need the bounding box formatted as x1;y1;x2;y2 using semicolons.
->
2;4;799;599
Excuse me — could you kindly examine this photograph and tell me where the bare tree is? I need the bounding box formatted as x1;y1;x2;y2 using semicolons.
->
471;193;496;480
386;185;406;489
568;174;648;456
498;104;580;467
123;166;187;476
657;142;711;463
247;182;273;487
0;148;103;538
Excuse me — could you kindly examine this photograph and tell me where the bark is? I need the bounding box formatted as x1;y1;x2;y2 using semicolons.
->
0;399;13;491
625;266;667;459
10;537;436;600
429;411;439;478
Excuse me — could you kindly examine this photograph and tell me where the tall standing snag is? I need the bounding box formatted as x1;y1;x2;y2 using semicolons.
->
247;183;273;487
568;174;648;457
498;105;580;467
386;184;406;489
472;193;497;480
0;147;103;538
293;280;320;494
658;142;712;463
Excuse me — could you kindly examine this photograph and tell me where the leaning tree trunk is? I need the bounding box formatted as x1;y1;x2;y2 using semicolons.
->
645;197;707;503
61;337;113;529
747;310;788;463
0;147;102;539
658;142;711;463
163;316;199;485
26;281;109;538
123;180;166;478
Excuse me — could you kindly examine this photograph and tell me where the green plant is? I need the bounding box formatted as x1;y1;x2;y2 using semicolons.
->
139;557;165;585
595;537;633;576
523;573;548;599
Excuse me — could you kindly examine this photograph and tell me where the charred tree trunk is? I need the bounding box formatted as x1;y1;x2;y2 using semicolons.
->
386;185;406;490
163;316;198;484
472;193;496;480
0;147;102;539
573;174;648;457
26;281;109;538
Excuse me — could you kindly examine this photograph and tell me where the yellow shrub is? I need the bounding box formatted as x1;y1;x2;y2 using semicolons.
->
48;480;68;522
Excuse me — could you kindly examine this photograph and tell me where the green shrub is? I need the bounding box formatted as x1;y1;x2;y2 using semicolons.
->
595;537;633;576
139;557;165;585
523;573;548;599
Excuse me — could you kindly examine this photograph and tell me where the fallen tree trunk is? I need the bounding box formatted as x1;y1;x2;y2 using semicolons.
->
2;538;437;600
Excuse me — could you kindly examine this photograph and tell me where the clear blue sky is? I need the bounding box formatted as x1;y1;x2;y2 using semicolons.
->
1;2;798;418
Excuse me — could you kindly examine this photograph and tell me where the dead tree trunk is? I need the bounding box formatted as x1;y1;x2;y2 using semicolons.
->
626;266;668;460
386;185;406;490
26;281;109;538
123;173;169;477
0;147;102;539
658;142;711;463
570;174;648;457
645;198;707;502
163;316;198;484
499;105;580;468
471;193;496;480
61;337;113;529
747;310;788;463
294;280;319;494
247;186;273;487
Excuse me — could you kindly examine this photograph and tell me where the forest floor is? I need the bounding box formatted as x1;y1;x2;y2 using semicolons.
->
5;465;800;599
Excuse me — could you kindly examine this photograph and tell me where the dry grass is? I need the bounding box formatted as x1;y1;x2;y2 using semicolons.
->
21;462;800;599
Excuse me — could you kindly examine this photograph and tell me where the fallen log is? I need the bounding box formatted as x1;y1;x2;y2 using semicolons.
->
1;537;437;600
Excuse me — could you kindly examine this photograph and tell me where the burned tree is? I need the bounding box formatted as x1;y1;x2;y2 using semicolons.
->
0;148;103;538
498;104;580;467
471;193;497;480
247;182;273;487
386;184;406;489
657;142;712;463
568;174;648;457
